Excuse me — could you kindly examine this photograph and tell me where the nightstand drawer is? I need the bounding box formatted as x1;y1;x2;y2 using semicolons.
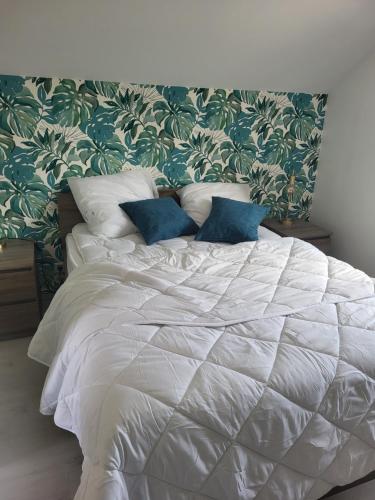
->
0;270;37;305
0;301;40;339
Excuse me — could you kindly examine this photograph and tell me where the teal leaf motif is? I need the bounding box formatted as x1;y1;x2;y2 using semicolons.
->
85;80;119;98
299;133;321;171
225;113;254;144
0;87;41;138
159;149;192;187
0;128;15;161
284;148;307;176
81;106;115;142
247;165;279;206
154;97;197;140
157;86;189;104
50;80;98;127
23;208;60;245
21;130;73;178
134;125;174;168
0;76;25;95
77;135;126;175
204;163;237;183
283;94;317;141
0;209;26;238
220;139;257;175
232;89;258;105
4;173;50;219
205;90;241;129
111;90;148;139
259;129;295;164
246;96;280;140
0;75;328;292
180;133;221;177
32;77;53;95
59;164;85;191
194;88;210;106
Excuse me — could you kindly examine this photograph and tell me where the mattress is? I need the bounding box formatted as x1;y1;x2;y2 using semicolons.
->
65;222;281;273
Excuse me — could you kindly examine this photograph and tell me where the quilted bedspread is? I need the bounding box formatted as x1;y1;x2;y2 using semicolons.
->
28;237;375;500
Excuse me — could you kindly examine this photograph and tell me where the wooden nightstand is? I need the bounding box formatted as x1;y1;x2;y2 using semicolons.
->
0;239;41;340
262;219;331;254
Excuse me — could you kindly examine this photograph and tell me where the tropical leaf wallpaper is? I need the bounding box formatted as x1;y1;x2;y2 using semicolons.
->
0;75;327;292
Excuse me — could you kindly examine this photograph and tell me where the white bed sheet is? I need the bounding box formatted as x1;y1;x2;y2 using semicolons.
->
65;222;281;273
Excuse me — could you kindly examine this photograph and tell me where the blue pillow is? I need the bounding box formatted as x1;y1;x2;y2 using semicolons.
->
119;197;199;245
195;196;269;244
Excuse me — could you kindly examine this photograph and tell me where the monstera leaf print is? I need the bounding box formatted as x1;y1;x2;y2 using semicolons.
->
158;86;189;103
77;136;126;175
32;77;53;95
0;80;41;138
299;133;321;170
154;96;197;140
259;128;295;164
283;147;306;176
158;149;192;187
0;209;26;238
23;206;60;264
0;75;327;293
21;129;75;179
220;139;257;175
283;94;317;141
246;96;280;140
204;162;237;183
179;133;221;177
205;90;241;129
134;125;174;168
225;113;254;144
0;128;14;161
50;79;98;127
108;90;148;139
81;106;116;142
2;150;50;219
58;164;85;192
85;80;119;98
232;89;258;105
247;165;279;207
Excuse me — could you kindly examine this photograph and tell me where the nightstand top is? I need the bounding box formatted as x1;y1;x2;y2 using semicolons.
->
262;219;331;240
0;239;35;272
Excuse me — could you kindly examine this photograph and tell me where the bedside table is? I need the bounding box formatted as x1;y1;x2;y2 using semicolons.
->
262;219;331;254
0;239;41;340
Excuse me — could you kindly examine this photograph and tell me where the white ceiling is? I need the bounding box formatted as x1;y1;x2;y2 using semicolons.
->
1;0;375;92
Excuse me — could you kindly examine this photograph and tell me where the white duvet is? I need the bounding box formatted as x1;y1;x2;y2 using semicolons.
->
29;236;375;500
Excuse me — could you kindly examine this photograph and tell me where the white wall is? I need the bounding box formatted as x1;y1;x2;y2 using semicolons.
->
311;50;375;276
1;0;375;92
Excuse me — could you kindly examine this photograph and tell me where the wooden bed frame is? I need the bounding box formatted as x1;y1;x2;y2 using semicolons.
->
56;189;375;498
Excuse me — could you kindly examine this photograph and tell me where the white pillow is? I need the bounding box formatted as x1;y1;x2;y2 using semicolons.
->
178;182;251;226
68;171;158;238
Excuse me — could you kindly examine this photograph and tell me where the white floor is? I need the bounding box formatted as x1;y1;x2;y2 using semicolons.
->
0;337;82;500
0;336;374;500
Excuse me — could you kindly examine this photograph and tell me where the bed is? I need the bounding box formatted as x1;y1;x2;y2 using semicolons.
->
28;190;375;500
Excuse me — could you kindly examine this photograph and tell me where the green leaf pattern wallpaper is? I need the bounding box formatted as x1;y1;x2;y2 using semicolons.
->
0;75;327;292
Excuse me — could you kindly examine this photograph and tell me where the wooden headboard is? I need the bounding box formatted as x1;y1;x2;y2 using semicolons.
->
57;188;180;249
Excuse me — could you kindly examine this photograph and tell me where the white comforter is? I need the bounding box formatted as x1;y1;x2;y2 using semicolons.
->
29;237;375;500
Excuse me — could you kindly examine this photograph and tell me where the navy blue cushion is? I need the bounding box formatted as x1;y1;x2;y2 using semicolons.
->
195;196;269;243
119;197;199;245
